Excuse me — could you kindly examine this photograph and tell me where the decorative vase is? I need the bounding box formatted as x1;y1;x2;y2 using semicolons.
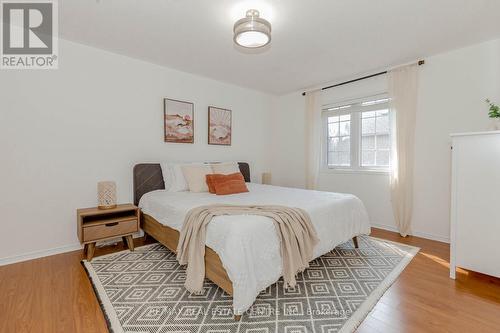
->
262;172;272;185
489;118;500;131
97;181;117;209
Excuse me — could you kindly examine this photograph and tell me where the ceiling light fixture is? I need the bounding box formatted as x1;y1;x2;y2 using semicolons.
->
233;9;271;48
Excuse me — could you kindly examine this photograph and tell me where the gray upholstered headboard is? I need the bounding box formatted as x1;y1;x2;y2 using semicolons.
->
133;162;251;205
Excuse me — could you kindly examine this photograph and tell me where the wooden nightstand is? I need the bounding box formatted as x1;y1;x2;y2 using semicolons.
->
77;204;140;261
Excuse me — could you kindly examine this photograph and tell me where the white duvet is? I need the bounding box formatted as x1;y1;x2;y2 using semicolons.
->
139;183;371;314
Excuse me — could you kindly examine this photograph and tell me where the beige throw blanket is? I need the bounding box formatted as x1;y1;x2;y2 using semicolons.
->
176;205;320;294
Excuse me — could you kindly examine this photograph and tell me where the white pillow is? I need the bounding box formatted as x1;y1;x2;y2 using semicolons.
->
181;164;214;192
159;162;190;192
211;162;240;175
170;164;189;192
160;162;174;191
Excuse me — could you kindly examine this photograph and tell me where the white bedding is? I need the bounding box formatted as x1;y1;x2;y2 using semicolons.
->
139;183;371;314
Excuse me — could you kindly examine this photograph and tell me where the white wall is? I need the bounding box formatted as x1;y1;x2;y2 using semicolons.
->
271;39;500;242
0;39;274;264
412;39;500;241
270;93;306;188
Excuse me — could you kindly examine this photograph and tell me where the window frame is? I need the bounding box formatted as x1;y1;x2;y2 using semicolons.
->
321;94;392;174
325;111;352;168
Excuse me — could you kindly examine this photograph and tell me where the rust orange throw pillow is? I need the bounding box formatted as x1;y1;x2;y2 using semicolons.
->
215;178;249;195
206;172;248;195
205;174;218;194
206;172;244;193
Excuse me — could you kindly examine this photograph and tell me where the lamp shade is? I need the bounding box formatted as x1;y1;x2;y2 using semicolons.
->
262;172;272;185
97;181;117;210
233;9;271;48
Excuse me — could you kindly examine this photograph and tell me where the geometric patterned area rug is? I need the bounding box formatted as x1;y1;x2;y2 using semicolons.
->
82;236;419;333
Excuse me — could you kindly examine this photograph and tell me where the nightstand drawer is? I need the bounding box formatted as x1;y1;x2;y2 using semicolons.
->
83;219;138;242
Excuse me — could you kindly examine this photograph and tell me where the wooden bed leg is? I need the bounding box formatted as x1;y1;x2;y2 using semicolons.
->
143;232;148;242
353;236;359;249
234;315;242;321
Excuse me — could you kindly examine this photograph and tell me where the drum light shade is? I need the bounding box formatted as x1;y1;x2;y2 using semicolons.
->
233;9;271;48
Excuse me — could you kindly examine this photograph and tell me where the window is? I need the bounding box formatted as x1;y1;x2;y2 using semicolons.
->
323;95;392;171
361;110;390;167
327;114;351;166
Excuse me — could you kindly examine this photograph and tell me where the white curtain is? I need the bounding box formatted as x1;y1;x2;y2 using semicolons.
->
305;90;322;190
388;64;418;237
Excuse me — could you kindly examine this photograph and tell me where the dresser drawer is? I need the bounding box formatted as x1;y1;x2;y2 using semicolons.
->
83;219;138;242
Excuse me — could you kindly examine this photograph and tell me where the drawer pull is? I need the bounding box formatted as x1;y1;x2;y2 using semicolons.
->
105;222;119;227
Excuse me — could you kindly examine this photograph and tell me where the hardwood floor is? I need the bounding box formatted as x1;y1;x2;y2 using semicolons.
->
0;228;499;333
358;229;500;333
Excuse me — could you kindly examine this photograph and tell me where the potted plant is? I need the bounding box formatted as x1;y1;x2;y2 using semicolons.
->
486;99;500;130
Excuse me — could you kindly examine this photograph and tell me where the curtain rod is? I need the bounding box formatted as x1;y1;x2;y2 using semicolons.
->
301;60;425;96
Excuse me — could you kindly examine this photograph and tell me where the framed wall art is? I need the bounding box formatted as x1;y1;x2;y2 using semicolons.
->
208;106;231;145
164;98;194;143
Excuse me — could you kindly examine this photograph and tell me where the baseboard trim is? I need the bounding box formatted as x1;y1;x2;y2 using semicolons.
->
371;223;450;244
0;243;83;267
371;223;399;233
412;231;450;244
0;232;145;267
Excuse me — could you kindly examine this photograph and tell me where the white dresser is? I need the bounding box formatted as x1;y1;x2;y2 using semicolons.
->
450;131;500;279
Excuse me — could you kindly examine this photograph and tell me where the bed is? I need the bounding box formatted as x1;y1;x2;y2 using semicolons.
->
134;162;371;316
